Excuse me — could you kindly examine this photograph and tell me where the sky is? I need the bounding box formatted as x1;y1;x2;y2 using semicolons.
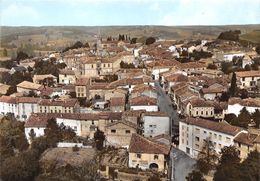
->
0;0;260;26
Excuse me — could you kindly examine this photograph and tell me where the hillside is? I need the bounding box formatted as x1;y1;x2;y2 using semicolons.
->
0;25;260;50
240;30;260;44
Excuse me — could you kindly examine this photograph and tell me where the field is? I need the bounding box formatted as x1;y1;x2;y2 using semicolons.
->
0;25;260;51
240;30;260;44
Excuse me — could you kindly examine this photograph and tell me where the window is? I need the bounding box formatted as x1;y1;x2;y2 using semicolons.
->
214;133;217;139
137;153;141;158
182;125;185;130
186;140;189;145
195;128;200;134
195;144;199;149
154;155;159;160
218;144;222;149
182;139;184;144
186;147;190;154
92;120;95;125
195;136;200;142
204;131;207;134
125;130;131;134
91;64;94;68
111;129;116;133
108;64;110;67
219;135;222;141
226;137;231;143
196;111;198;115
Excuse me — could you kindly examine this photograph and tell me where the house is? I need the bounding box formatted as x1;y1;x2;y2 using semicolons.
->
131;84;157;99
185;98;227;120
0;96;17;116
228;97;260;116
146;59;180;80
88;82;110;100
75;77;90;98
141;112;170;137
24;113;50;142
130;96;158;112
234;132;260;160
235;71;260;90
108;77;154;93
106;120;138;147
26;112;122;139
104;88;127;101
17;97;40;121
38;98;80;114
176;62;206;76
200;84;227;100
59;69;76;84
179;117;246;158
0;83;11;95
33;74;57;86
110;97;125;112
163;73;188;93
128;134;170;172
17;81;43;95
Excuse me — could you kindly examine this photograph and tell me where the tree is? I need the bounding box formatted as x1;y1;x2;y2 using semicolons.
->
255;45;260;55
224;113;237;124
244;64;251;71
229;72;237;96
131;37;137;44
94;129;105;151
221;62;233;74
207;63;217;70
217;30;241;42
231;107;251;128
3;48;8;57
214;146;241;181
0;149;40;181
146;37;156;45
16;51;29;62
239;150;260;181
0;117;29;153
196;138;218;174
29;129;36;142
186;170;206;181
251;109;260;128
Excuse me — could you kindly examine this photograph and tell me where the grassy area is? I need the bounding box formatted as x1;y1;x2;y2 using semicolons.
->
240;30;260;44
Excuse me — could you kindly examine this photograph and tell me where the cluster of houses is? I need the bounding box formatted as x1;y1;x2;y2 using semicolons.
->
0;37;260;177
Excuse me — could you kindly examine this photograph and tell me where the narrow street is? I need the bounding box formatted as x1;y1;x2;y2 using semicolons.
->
170;148;196;181
155;82;180;135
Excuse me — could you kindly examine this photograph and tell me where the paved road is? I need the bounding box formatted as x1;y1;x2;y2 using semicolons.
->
155;82;180;135
170;147;196;181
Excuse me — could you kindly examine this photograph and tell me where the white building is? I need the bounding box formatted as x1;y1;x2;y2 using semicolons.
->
235;71;260;90
141;112;170;137
17;97;40;121
179;117;246;158
130;96;158;112
228;97;260;116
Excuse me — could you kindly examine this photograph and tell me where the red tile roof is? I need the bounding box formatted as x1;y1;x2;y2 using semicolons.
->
234;132;259;146
130;96;157;106
235;70;260;78
129;134;170;155
110;97;125;107
181;117;243;136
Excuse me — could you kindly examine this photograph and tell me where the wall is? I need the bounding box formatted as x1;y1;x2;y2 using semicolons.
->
143;116;170;137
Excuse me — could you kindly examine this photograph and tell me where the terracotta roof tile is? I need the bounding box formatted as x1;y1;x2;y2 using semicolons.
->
182;117;243;136
129;134;170;155
130;96;157;106
234;132;258;146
